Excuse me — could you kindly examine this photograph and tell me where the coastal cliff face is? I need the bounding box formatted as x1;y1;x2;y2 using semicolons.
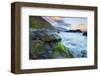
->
29;16;56;30
29;16;74;59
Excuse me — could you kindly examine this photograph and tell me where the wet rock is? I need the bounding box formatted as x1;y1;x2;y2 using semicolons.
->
83;32;87;36
30;29;61;42
41;32;61;42
68;29;82;33
29;39;53;59
51;42;74;58
29;29;74;59
29;40;45;59
29;30;36;40
81;50;87;57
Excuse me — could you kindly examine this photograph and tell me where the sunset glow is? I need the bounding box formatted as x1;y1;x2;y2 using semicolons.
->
49;16;87;31
71;24;87;31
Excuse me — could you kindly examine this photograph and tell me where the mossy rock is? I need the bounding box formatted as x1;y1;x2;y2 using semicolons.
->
51;42;74;58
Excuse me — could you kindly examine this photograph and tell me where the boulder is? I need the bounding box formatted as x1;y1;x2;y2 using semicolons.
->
51;42;74;58
30;40;52;59
29;40;44;59
30;29;61;42
41;32;61;42
83;32;87;36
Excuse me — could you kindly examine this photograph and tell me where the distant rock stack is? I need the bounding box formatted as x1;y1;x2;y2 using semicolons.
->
83;32;87;36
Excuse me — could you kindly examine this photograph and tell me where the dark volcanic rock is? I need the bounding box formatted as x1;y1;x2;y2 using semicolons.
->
68;29;82;33
83;32;87;36
30;29;61;42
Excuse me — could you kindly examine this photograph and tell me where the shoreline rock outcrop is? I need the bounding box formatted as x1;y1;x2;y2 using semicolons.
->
29;29;74;59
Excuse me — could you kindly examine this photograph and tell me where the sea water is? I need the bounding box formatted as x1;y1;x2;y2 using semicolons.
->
59;32;87;58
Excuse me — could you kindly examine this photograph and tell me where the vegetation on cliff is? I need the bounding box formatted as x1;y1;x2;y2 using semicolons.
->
29;16;74;59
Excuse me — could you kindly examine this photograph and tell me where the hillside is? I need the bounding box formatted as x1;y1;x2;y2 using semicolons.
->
29;16;56;31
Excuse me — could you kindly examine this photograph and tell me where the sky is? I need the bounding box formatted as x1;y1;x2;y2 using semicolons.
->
49;16;87;31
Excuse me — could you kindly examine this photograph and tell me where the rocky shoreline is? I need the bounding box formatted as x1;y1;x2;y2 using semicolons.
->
29;29;74;59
